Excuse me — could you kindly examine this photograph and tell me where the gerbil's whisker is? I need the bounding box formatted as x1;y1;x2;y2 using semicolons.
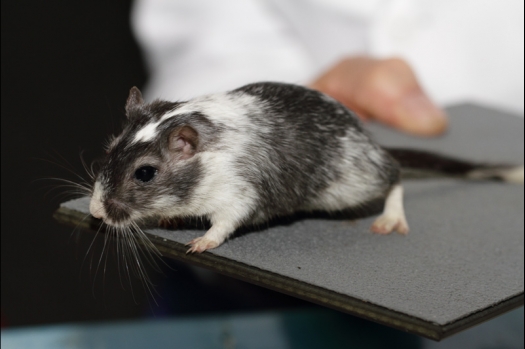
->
79;150;96;181
115;227;126;290
33;177;92;189
34;178;92;193
131;222;163;257
130;222;167;273
67;211;94;244
121;228;144;302
121;226;139;304
129;242;160;305
36;151;92;186
81;212;105;273
92;222;112;296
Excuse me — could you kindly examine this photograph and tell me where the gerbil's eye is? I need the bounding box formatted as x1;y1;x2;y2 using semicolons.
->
134;166;158;183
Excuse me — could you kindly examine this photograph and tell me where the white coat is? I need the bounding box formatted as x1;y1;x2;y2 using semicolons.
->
132;0;524;115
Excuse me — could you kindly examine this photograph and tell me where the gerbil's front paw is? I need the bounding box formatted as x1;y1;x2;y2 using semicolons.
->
371;214;410;235
186;236;220;254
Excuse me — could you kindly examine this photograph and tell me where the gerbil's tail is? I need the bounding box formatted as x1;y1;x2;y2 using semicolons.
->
385;148;524;184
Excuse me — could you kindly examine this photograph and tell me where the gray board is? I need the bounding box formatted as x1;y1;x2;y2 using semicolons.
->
55;103;524;340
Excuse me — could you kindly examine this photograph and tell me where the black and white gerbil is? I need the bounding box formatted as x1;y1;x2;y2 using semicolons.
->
88;82;524;253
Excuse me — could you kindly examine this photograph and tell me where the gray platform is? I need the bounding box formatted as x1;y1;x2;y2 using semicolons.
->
54;104;524;340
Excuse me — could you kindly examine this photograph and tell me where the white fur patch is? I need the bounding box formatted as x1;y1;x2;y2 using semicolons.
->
371;185;409;235
383;185;405;216
131;91;265;248
132;92;262;145
163;93;260;125
151;93;262;244
304;137;386;211
89;181;106;219
501;165;524;184
133;121;161;143
468;165;525;184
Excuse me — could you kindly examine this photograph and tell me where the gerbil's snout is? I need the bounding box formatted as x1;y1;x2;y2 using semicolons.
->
89;196;132;226
89;196;106;219
89;180;133;225
104;199;132;224
90;181;106;220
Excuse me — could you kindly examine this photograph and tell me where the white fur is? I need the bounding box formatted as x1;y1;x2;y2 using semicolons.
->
306;170;381;211
161;92;263;220
133;121;161;143
159;108;186;121
163;93;262;128
90;181;143;227
129;91;263;249
383;185;405;216
183;154;259;249
371;185;410;235
161;93;263;248
132;93;264;145
89;181;106;219
501;166;524;184
468;165;524;184
304;137;386;211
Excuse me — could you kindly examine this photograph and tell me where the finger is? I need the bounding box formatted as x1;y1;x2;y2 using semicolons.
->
390;90;448;136
355;59;448;136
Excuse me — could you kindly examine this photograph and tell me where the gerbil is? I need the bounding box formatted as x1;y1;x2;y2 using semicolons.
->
89;82;524;253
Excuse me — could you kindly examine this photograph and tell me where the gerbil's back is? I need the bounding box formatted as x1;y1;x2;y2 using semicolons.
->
229;82;376;219
233;82;364;134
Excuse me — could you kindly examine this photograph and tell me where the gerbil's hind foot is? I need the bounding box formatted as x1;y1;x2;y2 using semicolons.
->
158;217;184;230
371;213;409;235
186;236;220;254
371;184;409;235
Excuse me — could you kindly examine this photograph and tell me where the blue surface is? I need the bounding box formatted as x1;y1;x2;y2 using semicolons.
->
2;307;523;349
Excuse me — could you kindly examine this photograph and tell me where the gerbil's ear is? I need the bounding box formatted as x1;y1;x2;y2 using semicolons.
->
125;86;144;114
168;126;199;160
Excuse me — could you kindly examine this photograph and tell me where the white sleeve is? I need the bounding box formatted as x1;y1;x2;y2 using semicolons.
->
369;0;524;114
132;0;316;101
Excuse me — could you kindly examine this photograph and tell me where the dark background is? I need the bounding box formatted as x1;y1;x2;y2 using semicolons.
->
1;1;151;325
1;0;306;328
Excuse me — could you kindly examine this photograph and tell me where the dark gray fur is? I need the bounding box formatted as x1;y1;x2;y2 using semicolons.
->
96;82;506;230
97;103;222;224
229;82;399;222
97;82;402;225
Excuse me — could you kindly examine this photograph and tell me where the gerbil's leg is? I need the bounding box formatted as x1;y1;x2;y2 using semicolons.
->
186;217;238;254
371;184;409;235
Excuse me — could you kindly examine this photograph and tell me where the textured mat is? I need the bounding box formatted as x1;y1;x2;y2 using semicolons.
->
55;103;524;340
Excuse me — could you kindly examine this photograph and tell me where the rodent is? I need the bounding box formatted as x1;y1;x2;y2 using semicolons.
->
88;82;524;253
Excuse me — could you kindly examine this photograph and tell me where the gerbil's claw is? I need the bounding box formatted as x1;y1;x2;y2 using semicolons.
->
370;214;410;235
186;236;220;254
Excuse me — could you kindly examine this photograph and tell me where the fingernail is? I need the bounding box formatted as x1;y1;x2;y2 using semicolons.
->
396;93;448;136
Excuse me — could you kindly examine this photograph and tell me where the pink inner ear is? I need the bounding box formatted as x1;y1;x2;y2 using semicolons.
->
169;125;198;159
175;138;186;149
177;137;195;160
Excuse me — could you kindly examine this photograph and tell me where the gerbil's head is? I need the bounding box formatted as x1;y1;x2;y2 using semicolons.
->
89;87;217;227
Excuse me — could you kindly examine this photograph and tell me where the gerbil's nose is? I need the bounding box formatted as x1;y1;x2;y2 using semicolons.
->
89;198;106;219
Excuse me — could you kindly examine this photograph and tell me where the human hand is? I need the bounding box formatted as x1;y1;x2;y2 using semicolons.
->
310;57;448;136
